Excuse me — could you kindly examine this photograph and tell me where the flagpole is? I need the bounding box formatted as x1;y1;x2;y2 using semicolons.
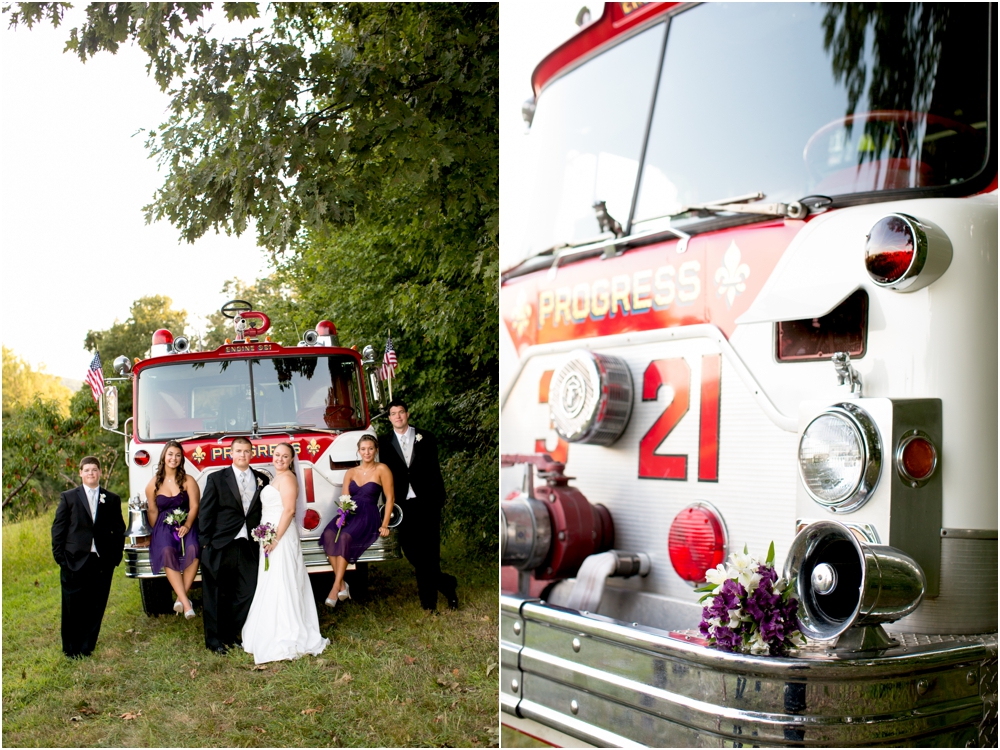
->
387;328;393;402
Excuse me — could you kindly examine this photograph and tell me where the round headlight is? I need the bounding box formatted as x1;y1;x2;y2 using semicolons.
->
798;403;881;512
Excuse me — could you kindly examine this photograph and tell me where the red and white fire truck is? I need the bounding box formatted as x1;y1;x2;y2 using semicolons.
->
500;3;996;746
100;301;400;615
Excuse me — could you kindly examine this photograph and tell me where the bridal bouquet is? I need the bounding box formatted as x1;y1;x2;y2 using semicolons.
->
695;542;804;656
162;509;189;557
333;495;357;542
251;523;277;571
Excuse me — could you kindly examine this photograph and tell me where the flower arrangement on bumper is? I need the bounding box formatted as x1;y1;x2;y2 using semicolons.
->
695;542;805;655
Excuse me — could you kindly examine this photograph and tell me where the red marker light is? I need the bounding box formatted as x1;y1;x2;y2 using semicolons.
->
865;214;925;286
303;509;321;531
151;329;174;346
316;320;337;337
667;503;727;583
133;450;150;466
897;433;937;483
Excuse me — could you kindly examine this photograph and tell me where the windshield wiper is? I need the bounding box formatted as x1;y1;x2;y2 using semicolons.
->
671;192;809;220
177;431;246;443
257;424;345;436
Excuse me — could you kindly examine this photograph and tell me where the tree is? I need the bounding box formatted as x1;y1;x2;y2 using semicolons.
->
1;345;72;418
6;3;499;254
83;294;188;365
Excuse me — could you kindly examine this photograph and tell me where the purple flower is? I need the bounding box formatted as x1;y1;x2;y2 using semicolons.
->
713;626;740;651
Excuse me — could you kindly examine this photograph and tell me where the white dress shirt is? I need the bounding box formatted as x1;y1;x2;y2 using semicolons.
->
233;466;253;540
394;427;417;499
85;485;100;554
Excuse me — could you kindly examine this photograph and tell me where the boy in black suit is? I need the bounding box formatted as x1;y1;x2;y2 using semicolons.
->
51;456;126;658
197;436;267;653
379;400;458;611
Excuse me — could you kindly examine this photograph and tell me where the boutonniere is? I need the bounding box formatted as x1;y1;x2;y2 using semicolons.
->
99;493;106;504
256;477;264;488
415;434;423;443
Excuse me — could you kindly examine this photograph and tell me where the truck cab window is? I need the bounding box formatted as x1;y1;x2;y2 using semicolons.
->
633;2;990;230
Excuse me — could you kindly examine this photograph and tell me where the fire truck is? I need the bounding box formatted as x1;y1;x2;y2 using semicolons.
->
500;3;996;746
100;300;401;615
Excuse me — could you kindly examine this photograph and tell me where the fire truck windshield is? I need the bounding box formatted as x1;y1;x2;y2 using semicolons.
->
137;355;366;441
513;2;991;264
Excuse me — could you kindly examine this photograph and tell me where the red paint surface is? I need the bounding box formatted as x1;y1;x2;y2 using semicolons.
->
180;436;335;469
532;3;678;96
502;221;799;355
303;466;315;503
639;358;690;480
698;354;721;482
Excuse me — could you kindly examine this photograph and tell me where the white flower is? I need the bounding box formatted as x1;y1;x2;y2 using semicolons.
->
415;434;423;442
728;550;761;592
727;607;745;629
749;631;769;655
256;477;264;487
704;563;731;592
99;493;106;504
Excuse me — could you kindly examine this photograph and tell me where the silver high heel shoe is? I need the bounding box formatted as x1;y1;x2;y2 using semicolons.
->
324;597;337;608
338;582;351;601
173;600;184;614
185;607;196;620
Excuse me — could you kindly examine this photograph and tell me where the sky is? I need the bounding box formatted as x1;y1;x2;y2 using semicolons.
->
1;2;584;380
0;7;271;380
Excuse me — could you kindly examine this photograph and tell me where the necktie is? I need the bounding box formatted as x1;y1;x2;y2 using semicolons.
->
89;489;98;521
239;472;251;513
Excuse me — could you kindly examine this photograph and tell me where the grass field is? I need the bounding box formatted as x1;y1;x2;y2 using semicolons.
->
2;505;499;747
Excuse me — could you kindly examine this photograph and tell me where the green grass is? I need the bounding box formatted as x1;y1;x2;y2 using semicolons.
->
3;505;500;747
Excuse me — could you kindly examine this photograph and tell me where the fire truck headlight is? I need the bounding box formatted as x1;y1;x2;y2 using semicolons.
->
798;404;881;513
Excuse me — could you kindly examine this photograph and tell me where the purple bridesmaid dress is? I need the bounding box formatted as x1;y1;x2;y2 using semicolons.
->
149;491;200;573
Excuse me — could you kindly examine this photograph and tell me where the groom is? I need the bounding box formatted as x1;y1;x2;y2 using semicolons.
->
198;436;267;654
379;399;458;611
51;456;126;658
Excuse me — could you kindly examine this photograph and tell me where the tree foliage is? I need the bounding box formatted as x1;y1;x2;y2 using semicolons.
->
1;346;73;418
83;294;188;365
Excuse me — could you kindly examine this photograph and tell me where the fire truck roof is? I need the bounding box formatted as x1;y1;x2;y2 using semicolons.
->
531;2;678;97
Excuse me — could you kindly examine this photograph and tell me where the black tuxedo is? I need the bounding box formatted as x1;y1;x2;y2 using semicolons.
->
197;466;267;651
379;428;457;610
51;485;125;657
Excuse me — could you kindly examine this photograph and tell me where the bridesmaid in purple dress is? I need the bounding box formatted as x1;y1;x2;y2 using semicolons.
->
320;434;394;607
146;441;201;619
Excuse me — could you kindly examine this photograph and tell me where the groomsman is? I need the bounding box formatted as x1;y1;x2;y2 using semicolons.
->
51;456;126;658
198;436;267;653
379;400;459;611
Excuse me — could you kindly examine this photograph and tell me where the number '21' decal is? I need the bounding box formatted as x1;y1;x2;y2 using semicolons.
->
639;354;721;482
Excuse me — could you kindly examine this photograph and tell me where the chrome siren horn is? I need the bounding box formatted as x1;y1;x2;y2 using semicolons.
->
173;335;190;353
549;350;633;446
784;521;925;651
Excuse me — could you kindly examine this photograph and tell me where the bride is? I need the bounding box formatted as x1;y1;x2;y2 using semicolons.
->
242;442;328;664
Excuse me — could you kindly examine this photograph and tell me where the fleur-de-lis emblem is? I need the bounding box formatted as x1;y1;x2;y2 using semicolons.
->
509;290;532;338
191;446;206;464
306;438;321;457
714;241;751;309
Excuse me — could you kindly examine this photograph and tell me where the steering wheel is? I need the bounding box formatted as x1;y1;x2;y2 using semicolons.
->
221;300;253;319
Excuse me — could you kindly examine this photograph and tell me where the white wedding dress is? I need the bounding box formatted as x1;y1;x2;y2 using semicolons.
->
242;485;329;664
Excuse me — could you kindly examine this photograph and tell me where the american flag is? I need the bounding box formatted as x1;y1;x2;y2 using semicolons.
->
378;336;397;381
85;353;105;403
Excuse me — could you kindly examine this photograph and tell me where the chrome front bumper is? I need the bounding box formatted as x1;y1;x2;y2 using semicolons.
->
501;595;998;747
124;532;401;578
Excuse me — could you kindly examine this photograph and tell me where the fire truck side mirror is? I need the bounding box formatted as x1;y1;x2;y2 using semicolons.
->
113;355;132;376
100;385;119;431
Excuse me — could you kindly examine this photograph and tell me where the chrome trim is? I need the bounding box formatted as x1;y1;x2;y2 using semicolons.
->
798;402;882;513
549;350;634;446
941;528;998;540
501;494;553;570
895;429;938;488
500;594;996;747
124;531;400;578
865;213;928;290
